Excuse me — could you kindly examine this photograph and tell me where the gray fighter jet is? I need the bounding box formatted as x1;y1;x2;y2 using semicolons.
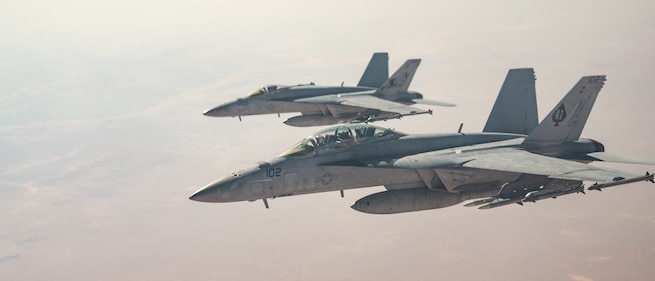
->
203;52;455;127
190;68;654;214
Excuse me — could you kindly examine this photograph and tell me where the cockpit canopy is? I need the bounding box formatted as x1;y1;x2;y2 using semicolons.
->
248;85;289;97
248;83;317;97
279;124;404;157
248;85;286;97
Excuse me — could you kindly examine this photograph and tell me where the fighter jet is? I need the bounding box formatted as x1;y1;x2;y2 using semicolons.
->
190;68;654;214
203;52;455;127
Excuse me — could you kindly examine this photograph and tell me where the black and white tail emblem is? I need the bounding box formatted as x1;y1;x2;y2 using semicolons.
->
552;104;567;126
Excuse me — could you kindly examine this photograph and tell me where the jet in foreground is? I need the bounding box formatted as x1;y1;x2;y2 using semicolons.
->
190;69;654;214
203;52;455;127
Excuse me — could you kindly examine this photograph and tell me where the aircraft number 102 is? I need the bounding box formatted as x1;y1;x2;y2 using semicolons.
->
266;168;282;178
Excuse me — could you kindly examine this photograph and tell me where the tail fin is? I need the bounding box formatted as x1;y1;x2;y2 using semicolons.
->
483;68;538;135
357;52;389;88
522;75;606;147
376;59;421;97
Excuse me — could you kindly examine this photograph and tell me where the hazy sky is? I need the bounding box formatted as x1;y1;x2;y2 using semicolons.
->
2;1;655;280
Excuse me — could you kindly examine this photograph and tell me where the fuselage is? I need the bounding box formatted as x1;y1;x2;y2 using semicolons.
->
204;84;375;117
203;84;422;119
190;124;547;203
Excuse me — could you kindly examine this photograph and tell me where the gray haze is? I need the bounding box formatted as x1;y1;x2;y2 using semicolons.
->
2;1;655;280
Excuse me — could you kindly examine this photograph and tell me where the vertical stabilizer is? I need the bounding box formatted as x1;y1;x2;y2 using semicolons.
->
523;76;606;147
483;68;538;135
376;59;421;97
357;52;389;88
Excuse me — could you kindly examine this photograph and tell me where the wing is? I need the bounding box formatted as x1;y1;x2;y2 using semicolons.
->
295;94;429;115
396;147;645;183
462;148;644;182
338;95;428;115
393;147;653;208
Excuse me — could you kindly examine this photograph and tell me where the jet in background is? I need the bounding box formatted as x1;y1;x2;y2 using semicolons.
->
190;68;654;214
203;52;455;127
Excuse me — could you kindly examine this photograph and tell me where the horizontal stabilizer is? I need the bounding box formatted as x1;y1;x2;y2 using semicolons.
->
411;98;456;107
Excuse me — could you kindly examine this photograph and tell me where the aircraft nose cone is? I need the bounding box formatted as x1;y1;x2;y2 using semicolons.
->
189;179;227;202
189;176;242;203
189;186;216;202
203;105;225;117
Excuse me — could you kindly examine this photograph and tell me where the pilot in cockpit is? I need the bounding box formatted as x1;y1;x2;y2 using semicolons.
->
304;137;317;153
336;129;353;146
265;85;278;95
353;128;364;142
316;135;326;146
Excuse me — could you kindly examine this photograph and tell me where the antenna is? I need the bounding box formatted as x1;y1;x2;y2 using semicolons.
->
457;123;463;133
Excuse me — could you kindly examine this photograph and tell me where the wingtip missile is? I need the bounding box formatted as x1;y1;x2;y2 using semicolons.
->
588;172;655;191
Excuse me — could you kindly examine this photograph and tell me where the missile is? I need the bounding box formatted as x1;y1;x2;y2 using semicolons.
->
523;185;584;202
588;172;654;191
478;198;523;209
358;110;433;123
